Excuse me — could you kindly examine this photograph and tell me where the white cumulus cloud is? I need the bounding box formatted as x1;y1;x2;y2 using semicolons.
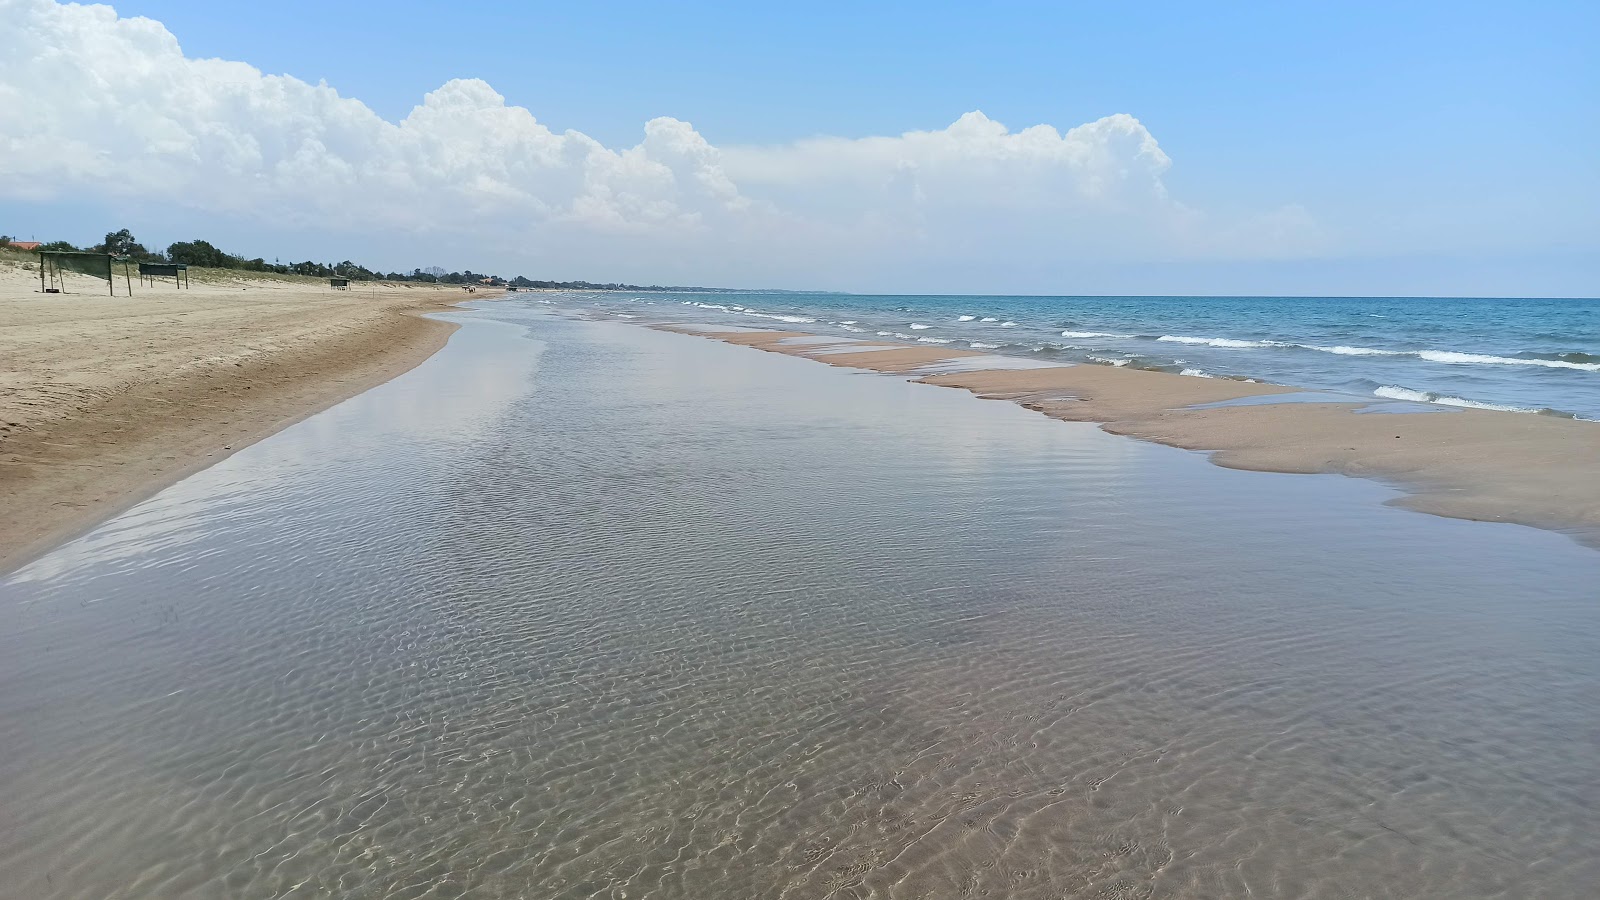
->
0;0;1321;286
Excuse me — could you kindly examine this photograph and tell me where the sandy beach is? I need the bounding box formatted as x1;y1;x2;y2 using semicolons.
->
0;253;494;573
662;325;1600;547
6;264;1595;579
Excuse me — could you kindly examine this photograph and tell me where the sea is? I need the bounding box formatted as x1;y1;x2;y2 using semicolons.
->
555;291;1600;419
2;306;1597;898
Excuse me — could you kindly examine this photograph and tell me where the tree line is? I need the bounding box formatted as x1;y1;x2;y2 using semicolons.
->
0;229;722;291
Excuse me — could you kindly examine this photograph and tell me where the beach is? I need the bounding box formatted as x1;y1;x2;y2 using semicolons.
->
5;0;1594;894
3;305;1598;898
664;325;1600;547
6;273;1596;574
0;256;496;572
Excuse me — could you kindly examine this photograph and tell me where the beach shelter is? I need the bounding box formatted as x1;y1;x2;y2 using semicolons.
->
138;262;189;288
38;250;133;296
330;277;350;290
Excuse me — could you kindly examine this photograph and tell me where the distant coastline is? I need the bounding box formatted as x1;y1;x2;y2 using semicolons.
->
6;234;1596;570
0;230;820;294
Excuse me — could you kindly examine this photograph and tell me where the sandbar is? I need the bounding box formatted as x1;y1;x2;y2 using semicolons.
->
656;324;1600;547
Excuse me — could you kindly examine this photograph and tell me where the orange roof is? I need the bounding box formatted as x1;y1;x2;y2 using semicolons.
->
8;241;40;251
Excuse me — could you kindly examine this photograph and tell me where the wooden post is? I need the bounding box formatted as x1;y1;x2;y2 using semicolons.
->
38;252;44;293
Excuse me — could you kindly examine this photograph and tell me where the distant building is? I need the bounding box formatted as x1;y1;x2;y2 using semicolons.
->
7;241;40;251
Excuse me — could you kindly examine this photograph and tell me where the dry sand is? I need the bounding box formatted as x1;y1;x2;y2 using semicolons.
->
661;326;1600;548
0;257;494;573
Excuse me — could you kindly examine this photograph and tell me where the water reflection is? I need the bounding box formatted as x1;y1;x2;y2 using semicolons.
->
2;308;1597;899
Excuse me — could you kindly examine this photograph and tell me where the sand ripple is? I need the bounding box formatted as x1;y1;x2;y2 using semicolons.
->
2;312;1598;898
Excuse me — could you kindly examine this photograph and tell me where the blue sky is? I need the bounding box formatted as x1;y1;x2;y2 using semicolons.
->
4;0;1597;295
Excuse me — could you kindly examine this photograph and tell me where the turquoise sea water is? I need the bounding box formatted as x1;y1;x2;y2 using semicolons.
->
562;291;1600;419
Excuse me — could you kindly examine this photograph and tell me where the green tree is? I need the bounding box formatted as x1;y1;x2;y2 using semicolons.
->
166;239;236;268
100;228;150;258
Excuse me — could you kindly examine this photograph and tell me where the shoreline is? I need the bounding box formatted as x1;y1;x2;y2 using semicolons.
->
654;324;1600;548
0;271;499;575
7;289;1594;576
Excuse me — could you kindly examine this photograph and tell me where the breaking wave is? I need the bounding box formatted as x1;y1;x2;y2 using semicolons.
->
1158;335;1285;349
1374;385;1534;413
1062;330;1132;339
1416;350;1600;372
741;312;817;324
1306;345;1403;356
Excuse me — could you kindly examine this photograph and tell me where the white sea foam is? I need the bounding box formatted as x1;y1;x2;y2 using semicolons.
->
1372;385;1433;403
614;313;637;318
957;315;977;321
741;312;817;324
1179;368;1216;378
1062;330;1130;339
916;336;954;344
1374;385;1530;412
1158;335;1279;349
968;341;1002;349
1000;321;1018;327
1416;350;1600;372
839;320;857;325
1307;345;1402;356
1148;335;1597;376
839;325;868;333
981;317;999;322
1088;355;1131;367
908;323;932;330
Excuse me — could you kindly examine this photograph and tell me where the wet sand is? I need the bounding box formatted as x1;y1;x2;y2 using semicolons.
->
0;258;497;572
659;325;1600;547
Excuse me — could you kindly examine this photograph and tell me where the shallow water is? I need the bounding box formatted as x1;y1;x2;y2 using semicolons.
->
3;306;1598;899
1185;391;1455;414
570;291;1600;418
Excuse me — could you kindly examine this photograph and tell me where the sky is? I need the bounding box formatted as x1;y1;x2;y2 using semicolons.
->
1;0;1596;296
